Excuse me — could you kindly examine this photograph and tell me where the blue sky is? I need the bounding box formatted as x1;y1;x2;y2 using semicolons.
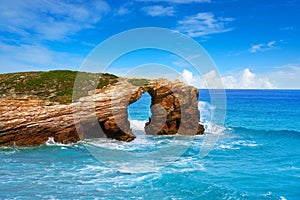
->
0;0;299;88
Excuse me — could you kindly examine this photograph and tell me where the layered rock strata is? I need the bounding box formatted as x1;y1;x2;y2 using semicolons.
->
0;79;204;146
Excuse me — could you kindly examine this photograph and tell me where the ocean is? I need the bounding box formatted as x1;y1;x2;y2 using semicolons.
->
1;90;300;199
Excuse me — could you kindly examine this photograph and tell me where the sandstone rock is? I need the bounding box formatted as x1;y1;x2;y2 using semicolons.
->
0;79;204;146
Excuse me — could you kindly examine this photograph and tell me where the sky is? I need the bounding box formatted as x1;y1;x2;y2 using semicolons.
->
0;0;300;89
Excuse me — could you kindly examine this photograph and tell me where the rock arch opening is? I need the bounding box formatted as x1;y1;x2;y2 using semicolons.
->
127;92;151;134
123;81;205;140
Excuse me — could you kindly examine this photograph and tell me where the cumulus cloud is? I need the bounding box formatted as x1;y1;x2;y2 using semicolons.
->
181;69;195;85
177;12;234;37
142;5;175;16
265;65;300;89
181;68;276;89
222;68;275;89
249;40;277;53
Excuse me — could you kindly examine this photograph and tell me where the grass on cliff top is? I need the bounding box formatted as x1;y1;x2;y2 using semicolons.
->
0;70;118;104
128;78;149;86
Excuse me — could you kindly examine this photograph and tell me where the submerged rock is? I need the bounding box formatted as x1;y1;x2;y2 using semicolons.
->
0;78;204;146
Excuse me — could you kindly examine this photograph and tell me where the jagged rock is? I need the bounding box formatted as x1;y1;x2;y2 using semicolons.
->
0;79;204;146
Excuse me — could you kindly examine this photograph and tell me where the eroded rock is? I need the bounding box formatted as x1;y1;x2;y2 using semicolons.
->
0;79;204;146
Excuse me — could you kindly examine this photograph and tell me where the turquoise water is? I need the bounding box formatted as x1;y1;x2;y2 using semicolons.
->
1;90;300;199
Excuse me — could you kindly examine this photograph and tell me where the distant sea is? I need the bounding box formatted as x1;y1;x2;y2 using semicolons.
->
1;90;300;199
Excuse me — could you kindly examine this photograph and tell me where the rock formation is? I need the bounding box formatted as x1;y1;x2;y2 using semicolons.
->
0;79;204;146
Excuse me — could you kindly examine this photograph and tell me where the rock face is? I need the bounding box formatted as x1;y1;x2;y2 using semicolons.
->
0;79;204;146
143;80;204;136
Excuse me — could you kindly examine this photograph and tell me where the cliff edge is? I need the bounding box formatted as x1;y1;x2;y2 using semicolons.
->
0;71;204;146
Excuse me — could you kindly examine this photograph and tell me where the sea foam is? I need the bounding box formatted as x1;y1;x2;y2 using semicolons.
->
129;119;147;131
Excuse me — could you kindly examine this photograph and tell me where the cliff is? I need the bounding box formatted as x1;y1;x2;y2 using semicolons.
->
0;71;204;146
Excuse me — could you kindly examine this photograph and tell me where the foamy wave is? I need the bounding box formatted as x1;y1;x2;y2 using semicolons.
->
219;144;240;150
198;101;228;135
45;137;56;145
0;146;20;154
203;122;227;135
198;101;215;123
84;134;187;153
84;138;127;150
129;101;227;135
84;139;193;173
45;137;75;147
168;157;206;173
217;140;262;150
231;140;261;147
129;119;147;131
83;135;166;151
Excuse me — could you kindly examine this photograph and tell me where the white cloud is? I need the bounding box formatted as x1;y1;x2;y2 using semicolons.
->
222;68;275;89
266;65;300;89
177;12;234;37
280;26;295;31
173;60;189;67
142;5;175;16
116;7;130;15
181;68;276;89
197;70;225;89
249;40;277;53
136;0;210;3
181;69;195;85
0;0;109;73
0;0;110;41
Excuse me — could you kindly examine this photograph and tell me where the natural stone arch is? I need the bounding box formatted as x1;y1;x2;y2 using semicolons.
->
97;79;205;142
0;79;204;146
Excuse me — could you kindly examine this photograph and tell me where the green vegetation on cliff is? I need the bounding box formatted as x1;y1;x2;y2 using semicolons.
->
128;78;149;86
0;70;118;104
